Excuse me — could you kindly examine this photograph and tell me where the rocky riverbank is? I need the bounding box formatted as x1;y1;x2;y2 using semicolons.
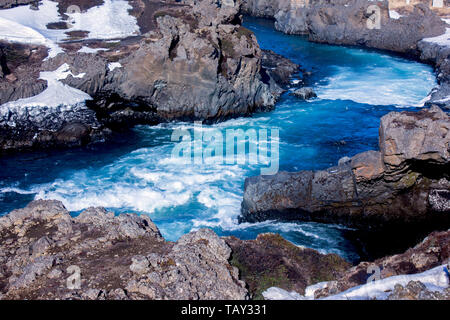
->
241;106;450;231
0;0;302;152
241;0;450;109
0;200;447;300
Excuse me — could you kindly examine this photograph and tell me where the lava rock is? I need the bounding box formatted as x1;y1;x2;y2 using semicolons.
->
291;87;317;100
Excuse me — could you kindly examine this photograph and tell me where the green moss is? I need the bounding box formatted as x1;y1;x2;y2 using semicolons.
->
396;171;420;189
228;233;351;300
230;253;290;300
236;27;253;40
220;38;236;57
153;11;172;20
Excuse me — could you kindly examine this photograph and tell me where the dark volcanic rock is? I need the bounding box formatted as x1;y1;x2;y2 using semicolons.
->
0;200;248;300
241;106;450;229
261;49;300;86
243;0;446;54
225;233;350;299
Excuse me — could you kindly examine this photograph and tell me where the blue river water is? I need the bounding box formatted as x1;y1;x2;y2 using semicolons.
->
0;18;437;262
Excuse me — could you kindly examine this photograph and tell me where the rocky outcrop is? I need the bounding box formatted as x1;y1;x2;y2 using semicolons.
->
0;200;248;300
225;233;350;299
241;106;450;229
243;0;446;53
291;87;316;100
0;0;281;151
313;229;449;298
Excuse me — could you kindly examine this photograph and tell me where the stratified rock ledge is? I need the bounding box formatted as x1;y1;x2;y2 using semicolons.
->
241;106;450;230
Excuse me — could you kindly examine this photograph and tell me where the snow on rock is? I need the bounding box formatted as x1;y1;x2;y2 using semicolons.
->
389;10;402;20
0;0;139;58
422;18;450;48
66;0;140;39
0;63;91;110
263;264;449;300
77;46;107;54
0;16;62;58
108;62;122;71
262;287;306;300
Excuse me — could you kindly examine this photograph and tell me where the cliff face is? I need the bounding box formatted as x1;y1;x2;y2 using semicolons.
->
241;106;450;229
0;0;281;151
242;0;446;53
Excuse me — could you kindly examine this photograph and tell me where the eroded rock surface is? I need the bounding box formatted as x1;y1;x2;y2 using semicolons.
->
0;200;248;300
241;106;450;229
313;229;450;298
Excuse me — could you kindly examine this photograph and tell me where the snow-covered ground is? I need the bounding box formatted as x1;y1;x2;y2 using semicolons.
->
0;63;91;111
389;10;402;20
0;0;138;110
0;0;139;57
422;18;450;48
263;264;450;300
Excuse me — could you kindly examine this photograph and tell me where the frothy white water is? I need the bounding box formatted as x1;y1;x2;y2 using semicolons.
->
316;56;436;107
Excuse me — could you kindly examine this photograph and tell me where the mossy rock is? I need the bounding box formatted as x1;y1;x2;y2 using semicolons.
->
226;233;351;300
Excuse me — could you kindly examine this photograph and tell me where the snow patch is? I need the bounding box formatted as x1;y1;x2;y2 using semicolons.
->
77;46;107;54
389;10;402;20
263;264;449;300
0;63;91;110
108;62;122;71
262;287;305;300
0;0;139;58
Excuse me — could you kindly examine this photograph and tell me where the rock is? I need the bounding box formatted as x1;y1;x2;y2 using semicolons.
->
243;0;445;53
429;189;450;213
31;236;53;257
130;256;149;275
379;106;450;170
291;87;317;100
225;233;351;299
313;229;450;298
47;268;62;279
388;281;450;300
5;74;16;82
240;106;450;229
261;49;300;86
0;200;248;300
351;150;385;182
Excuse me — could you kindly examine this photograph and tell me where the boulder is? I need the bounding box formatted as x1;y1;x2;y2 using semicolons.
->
291;87;317;100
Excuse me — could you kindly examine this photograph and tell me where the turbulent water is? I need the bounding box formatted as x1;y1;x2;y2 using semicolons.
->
0;18;437;263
